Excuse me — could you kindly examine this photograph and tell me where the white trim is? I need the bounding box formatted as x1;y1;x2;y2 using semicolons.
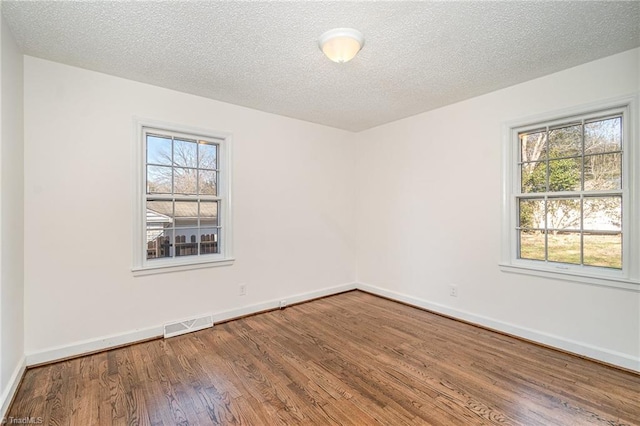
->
499;263;640;291
132;258;235;276
132;117;234;275
0;356;26;420
500;94;640;289
25;282;357;366
357;282;640;372
26;325;163;366
211;282;357;324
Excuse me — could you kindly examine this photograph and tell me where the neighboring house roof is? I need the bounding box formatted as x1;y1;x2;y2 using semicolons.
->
147;208;173;224
147;201;200;219
146;201;218;230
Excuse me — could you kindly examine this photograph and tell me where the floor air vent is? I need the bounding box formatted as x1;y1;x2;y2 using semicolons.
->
164;314;213;338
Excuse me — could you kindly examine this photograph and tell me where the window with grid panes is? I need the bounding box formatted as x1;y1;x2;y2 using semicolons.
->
501;98;639;289
134;122;233;274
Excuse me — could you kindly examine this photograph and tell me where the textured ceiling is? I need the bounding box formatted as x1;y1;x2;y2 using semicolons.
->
3;1;640;132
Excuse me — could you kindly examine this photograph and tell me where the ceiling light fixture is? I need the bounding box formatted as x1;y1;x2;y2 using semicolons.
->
318;28;364;63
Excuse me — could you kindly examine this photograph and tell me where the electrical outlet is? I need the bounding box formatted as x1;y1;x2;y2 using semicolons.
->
279;300;287;309
449;285;458;297
239;284;247;296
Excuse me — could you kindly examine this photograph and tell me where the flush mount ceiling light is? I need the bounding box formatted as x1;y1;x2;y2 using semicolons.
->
318;28;364;63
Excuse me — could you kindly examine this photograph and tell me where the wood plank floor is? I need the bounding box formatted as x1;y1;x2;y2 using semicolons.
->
7;290;640;425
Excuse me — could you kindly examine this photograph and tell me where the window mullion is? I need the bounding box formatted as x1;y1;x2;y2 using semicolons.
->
580;194;584;266
196;142;200;198
545;126;550;193
543;195;548;262
580;119;585;266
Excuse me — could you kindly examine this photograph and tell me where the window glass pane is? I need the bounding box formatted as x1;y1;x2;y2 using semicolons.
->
584;197;621;231
519;199;545;229
521;162;547;193
200;228;219;254
519;230;545;261
147;165;172;194
146;229;173;260
549;124;581;159
174;138;197;168
174;168;197;194
585;117;621;154
200;201;218;227
146;200;174;222
199;170;217;195
548;232;580;264
547;198;580;231
520;131;547;163
199;142;217;170
147;135;172;165
584;153;621;190
583;233;621;269
174;229;198;257
174;201;198;228
548;158;581;192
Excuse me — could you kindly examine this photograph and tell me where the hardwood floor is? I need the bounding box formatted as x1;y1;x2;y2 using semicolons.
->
7;290;640;425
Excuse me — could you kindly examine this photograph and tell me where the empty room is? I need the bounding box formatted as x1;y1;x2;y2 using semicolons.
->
1;1;639;425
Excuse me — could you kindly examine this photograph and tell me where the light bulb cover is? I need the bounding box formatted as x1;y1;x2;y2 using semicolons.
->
319;28;364;63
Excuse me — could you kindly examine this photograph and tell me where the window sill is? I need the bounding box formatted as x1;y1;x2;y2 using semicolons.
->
499;262;640;291
132;257;235;276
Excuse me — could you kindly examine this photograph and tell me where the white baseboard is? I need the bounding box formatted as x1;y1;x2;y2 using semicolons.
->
26;325;163;366
26;282;357;366
357;282;640;373
211;282;357;324
0;356;26;420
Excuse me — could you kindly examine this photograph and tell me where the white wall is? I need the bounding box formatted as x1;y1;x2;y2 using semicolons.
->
23;57;356;359
355;48;640;370
0;14;25;414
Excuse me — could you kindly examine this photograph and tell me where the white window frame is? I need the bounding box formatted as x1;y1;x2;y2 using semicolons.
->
500;95;640;291
132;118;234;275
